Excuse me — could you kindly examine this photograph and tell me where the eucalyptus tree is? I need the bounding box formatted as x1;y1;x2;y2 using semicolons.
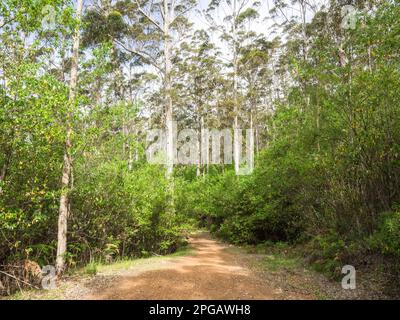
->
0;0;78;279
238;35;274;154
56;0;84;276
174;30;225;175
0;0;69;194
82;0;131;104
110;0;196;177
81;1;143;171
204;0;262;175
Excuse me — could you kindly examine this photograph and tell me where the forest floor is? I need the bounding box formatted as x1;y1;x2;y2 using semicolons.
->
7;231;384;300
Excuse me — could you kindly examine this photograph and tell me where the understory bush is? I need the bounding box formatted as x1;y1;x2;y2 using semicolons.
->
370;208;400;258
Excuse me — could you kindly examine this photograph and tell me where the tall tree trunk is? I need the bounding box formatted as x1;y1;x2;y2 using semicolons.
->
200;115;209;177
300;0;308;61
255;125;259;154
0;163;7;195
232;0;240;176
316;89;321;152
163;0;176;217
299;0;309;116
0;147;11;195
164;0;174;177
249;111;254;173
197;114;202;177
56;0;83;276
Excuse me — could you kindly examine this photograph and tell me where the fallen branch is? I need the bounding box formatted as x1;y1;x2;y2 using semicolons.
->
0;270;40;290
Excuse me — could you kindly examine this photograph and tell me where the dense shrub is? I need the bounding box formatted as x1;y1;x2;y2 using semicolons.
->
174;5;400;281
67;153;193;266
370;209;400;258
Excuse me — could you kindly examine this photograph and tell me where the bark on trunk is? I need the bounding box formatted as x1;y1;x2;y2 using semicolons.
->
0;148;11;195
232;0;240;176
56;0;83;276
249;111;254;173
164;0;174;177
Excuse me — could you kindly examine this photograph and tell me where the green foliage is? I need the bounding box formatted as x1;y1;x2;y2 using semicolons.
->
177;164;307;244
2;0;400;297
0;63;69;264
307;233;346;278
84;262;97;276
175;2;400;278
68;121;191;264
370;209;400;257
262;254;300;272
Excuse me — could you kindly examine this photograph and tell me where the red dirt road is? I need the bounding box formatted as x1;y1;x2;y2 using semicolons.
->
86;232;277;300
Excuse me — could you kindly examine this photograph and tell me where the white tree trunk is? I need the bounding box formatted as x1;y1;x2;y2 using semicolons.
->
56;0;83;276
249;111;254;173
164;0;174;177
200;115;209;177
197;115;202;177
232;0;240;176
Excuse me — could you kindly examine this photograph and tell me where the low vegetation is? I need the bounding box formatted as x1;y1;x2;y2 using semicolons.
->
1;0;400;298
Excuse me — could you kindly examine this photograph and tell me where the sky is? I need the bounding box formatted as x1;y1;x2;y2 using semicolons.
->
185;0;325;63
189;0;324;38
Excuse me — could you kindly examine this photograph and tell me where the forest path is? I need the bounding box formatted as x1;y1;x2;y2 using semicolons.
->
85;232;292;300
8;232;381;300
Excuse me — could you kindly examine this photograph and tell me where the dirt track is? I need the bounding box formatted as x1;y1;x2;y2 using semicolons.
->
86;232;281;300
6;232;389;300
